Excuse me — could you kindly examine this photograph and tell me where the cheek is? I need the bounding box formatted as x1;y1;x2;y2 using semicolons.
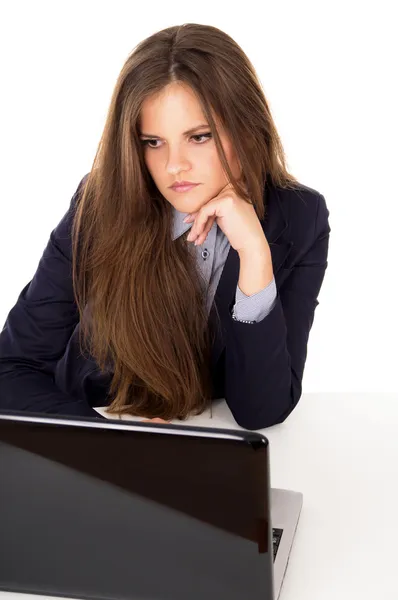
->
143;150;154;169
223;141;238;167
201;147;225;177
144;152;161;181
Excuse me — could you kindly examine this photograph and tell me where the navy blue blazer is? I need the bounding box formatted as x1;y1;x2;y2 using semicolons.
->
0;176;330;430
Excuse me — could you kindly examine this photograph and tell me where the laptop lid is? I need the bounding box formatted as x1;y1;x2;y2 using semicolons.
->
0;411;275;600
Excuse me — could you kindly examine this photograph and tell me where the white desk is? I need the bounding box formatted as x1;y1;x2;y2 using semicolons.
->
1;392;397;600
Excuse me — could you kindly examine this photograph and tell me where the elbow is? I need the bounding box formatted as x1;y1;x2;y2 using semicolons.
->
234;412;289;431
233;391;302;431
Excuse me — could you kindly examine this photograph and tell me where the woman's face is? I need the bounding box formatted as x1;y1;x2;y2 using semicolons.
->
138;82;241;214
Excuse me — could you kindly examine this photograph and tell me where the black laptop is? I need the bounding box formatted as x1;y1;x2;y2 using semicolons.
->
0;410;302;600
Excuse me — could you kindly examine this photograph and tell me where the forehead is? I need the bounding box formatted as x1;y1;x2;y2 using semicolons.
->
139;83;205;128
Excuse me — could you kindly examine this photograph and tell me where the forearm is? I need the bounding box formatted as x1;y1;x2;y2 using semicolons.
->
238;244;274;296
0;367;105;419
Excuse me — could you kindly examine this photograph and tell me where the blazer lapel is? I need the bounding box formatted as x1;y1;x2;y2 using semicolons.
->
209;182;293;371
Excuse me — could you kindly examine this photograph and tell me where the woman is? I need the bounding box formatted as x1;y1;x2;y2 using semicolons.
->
0;23;331;430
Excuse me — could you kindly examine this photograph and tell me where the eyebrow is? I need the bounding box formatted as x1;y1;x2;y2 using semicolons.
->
139;124;210;139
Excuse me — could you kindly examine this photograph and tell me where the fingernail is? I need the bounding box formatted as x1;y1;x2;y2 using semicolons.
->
183;215;190;223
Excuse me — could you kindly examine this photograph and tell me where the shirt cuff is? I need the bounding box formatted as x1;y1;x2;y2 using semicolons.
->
231;276;277;323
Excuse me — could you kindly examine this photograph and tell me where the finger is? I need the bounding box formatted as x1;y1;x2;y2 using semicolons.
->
192;204;215;239
183;211;197;223
195;215;216;245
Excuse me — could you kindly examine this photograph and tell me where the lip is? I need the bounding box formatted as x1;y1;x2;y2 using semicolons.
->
170;182;200;192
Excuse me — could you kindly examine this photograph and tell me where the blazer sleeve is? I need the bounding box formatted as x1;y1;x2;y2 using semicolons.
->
223;193;331;430
0;175;105;419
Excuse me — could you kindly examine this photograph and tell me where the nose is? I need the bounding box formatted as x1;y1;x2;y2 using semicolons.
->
166;146;191;175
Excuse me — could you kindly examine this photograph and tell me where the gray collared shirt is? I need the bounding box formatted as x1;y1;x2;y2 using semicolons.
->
172;209;277;324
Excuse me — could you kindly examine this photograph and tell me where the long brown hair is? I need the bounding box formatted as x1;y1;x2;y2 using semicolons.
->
71;23;299;421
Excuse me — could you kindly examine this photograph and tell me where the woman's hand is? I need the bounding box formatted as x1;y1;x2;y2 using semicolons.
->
141;417;171;424
184;182;269;255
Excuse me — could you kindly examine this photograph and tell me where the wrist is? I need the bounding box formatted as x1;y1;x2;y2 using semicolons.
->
238;240;271;262
238;248;274;296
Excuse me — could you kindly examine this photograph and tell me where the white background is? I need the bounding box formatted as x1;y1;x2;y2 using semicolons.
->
0;0;396;393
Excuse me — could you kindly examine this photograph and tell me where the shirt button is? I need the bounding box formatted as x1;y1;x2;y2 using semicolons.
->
201;248;209;260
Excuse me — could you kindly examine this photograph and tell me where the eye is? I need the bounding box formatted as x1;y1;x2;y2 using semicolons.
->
191;133;212;143
140;132;212;149
140;139;161;149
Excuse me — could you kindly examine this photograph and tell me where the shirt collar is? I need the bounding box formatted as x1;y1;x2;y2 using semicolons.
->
171;207;193;241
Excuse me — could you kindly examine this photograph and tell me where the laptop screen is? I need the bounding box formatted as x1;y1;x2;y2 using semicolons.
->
0;414;274;600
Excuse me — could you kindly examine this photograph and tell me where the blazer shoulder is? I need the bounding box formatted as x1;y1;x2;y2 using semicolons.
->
277;180;329;223
273;181;330;250
50;172;91;261
277;180;325;210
